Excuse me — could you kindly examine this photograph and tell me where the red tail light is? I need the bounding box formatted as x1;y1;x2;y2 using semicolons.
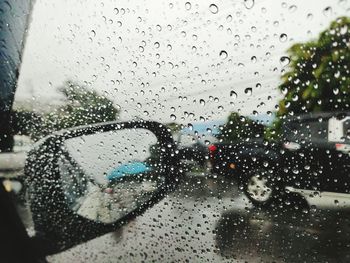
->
208;145;217;159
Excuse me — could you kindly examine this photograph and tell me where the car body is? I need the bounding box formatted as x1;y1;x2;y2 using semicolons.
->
209;112;350;205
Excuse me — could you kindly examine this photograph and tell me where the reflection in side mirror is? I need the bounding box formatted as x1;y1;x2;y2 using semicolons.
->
25;121;181;256
60;128;165;223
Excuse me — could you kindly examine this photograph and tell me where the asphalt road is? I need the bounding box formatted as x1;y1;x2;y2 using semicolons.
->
17;173;350;263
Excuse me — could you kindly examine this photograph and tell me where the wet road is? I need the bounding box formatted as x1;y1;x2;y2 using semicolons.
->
22;173;350;262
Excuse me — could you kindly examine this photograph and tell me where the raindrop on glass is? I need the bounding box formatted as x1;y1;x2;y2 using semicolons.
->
279;33;288;42
209;4;219;14
244;87;252;96
288;5;297;13
219;50;228;59
244;0;254;9
323;6;332;17
280;56;290;67
230;91;237;99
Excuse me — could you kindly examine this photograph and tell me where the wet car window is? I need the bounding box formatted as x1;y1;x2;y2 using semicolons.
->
3;0;350;261
284;119;328;143
343;119;350;140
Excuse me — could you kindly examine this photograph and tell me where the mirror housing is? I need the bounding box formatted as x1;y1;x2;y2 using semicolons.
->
25;120;181;256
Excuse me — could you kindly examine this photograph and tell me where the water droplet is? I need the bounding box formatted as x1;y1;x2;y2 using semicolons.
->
154;42;160;48
279;33;288;42
226;15;232;22
185;2;191;10
170;114;176;120
340;25;348;35
199;99;206;106
288;5;297;13
292;94;299;101
244;0;254;9
323;6;332;16
209;4;219;14
230;90;237;99
219;50;228;59
307;13;313;20
251;56;257;63
280;56;290;67
244;87;252;96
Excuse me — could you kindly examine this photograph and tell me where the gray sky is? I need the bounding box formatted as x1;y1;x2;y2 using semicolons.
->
15;0;350;124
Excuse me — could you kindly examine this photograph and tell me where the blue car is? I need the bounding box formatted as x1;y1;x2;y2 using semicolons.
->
107;161;152;182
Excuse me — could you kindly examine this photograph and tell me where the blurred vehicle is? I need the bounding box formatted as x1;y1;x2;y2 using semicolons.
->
209;112;350;206
175;133;208;169
106;161;152;182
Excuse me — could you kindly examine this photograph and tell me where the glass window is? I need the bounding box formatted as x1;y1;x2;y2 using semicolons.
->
3;0;350;262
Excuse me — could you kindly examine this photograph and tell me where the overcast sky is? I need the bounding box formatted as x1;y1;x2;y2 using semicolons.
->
15;0;350;124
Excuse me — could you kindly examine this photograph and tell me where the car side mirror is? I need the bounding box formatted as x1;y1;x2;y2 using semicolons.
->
25;121;181;256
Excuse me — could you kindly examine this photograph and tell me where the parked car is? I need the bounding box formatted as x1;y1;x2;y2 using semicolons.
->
175;133;208;169
209;112;350;206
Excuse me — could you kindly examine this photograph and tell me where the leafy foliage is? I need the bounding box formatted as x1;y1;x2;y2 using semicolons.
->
166;122;182;133
15;81;119;140
278;16;350;115
267;17;350;140
45;81;119;131
217;112;264;142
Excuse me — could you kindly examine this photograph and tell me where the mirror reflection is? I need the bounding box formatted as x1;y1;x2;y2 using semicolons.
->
58;128;163;223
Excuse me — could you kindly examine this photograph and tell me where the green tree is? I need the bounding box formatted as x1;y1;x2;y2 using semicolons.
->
15;81;119;139
46;81;119;130
166;122;182;133
278;17;350;115
12;109;43;138
217;112;264;142
267;17;350;140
